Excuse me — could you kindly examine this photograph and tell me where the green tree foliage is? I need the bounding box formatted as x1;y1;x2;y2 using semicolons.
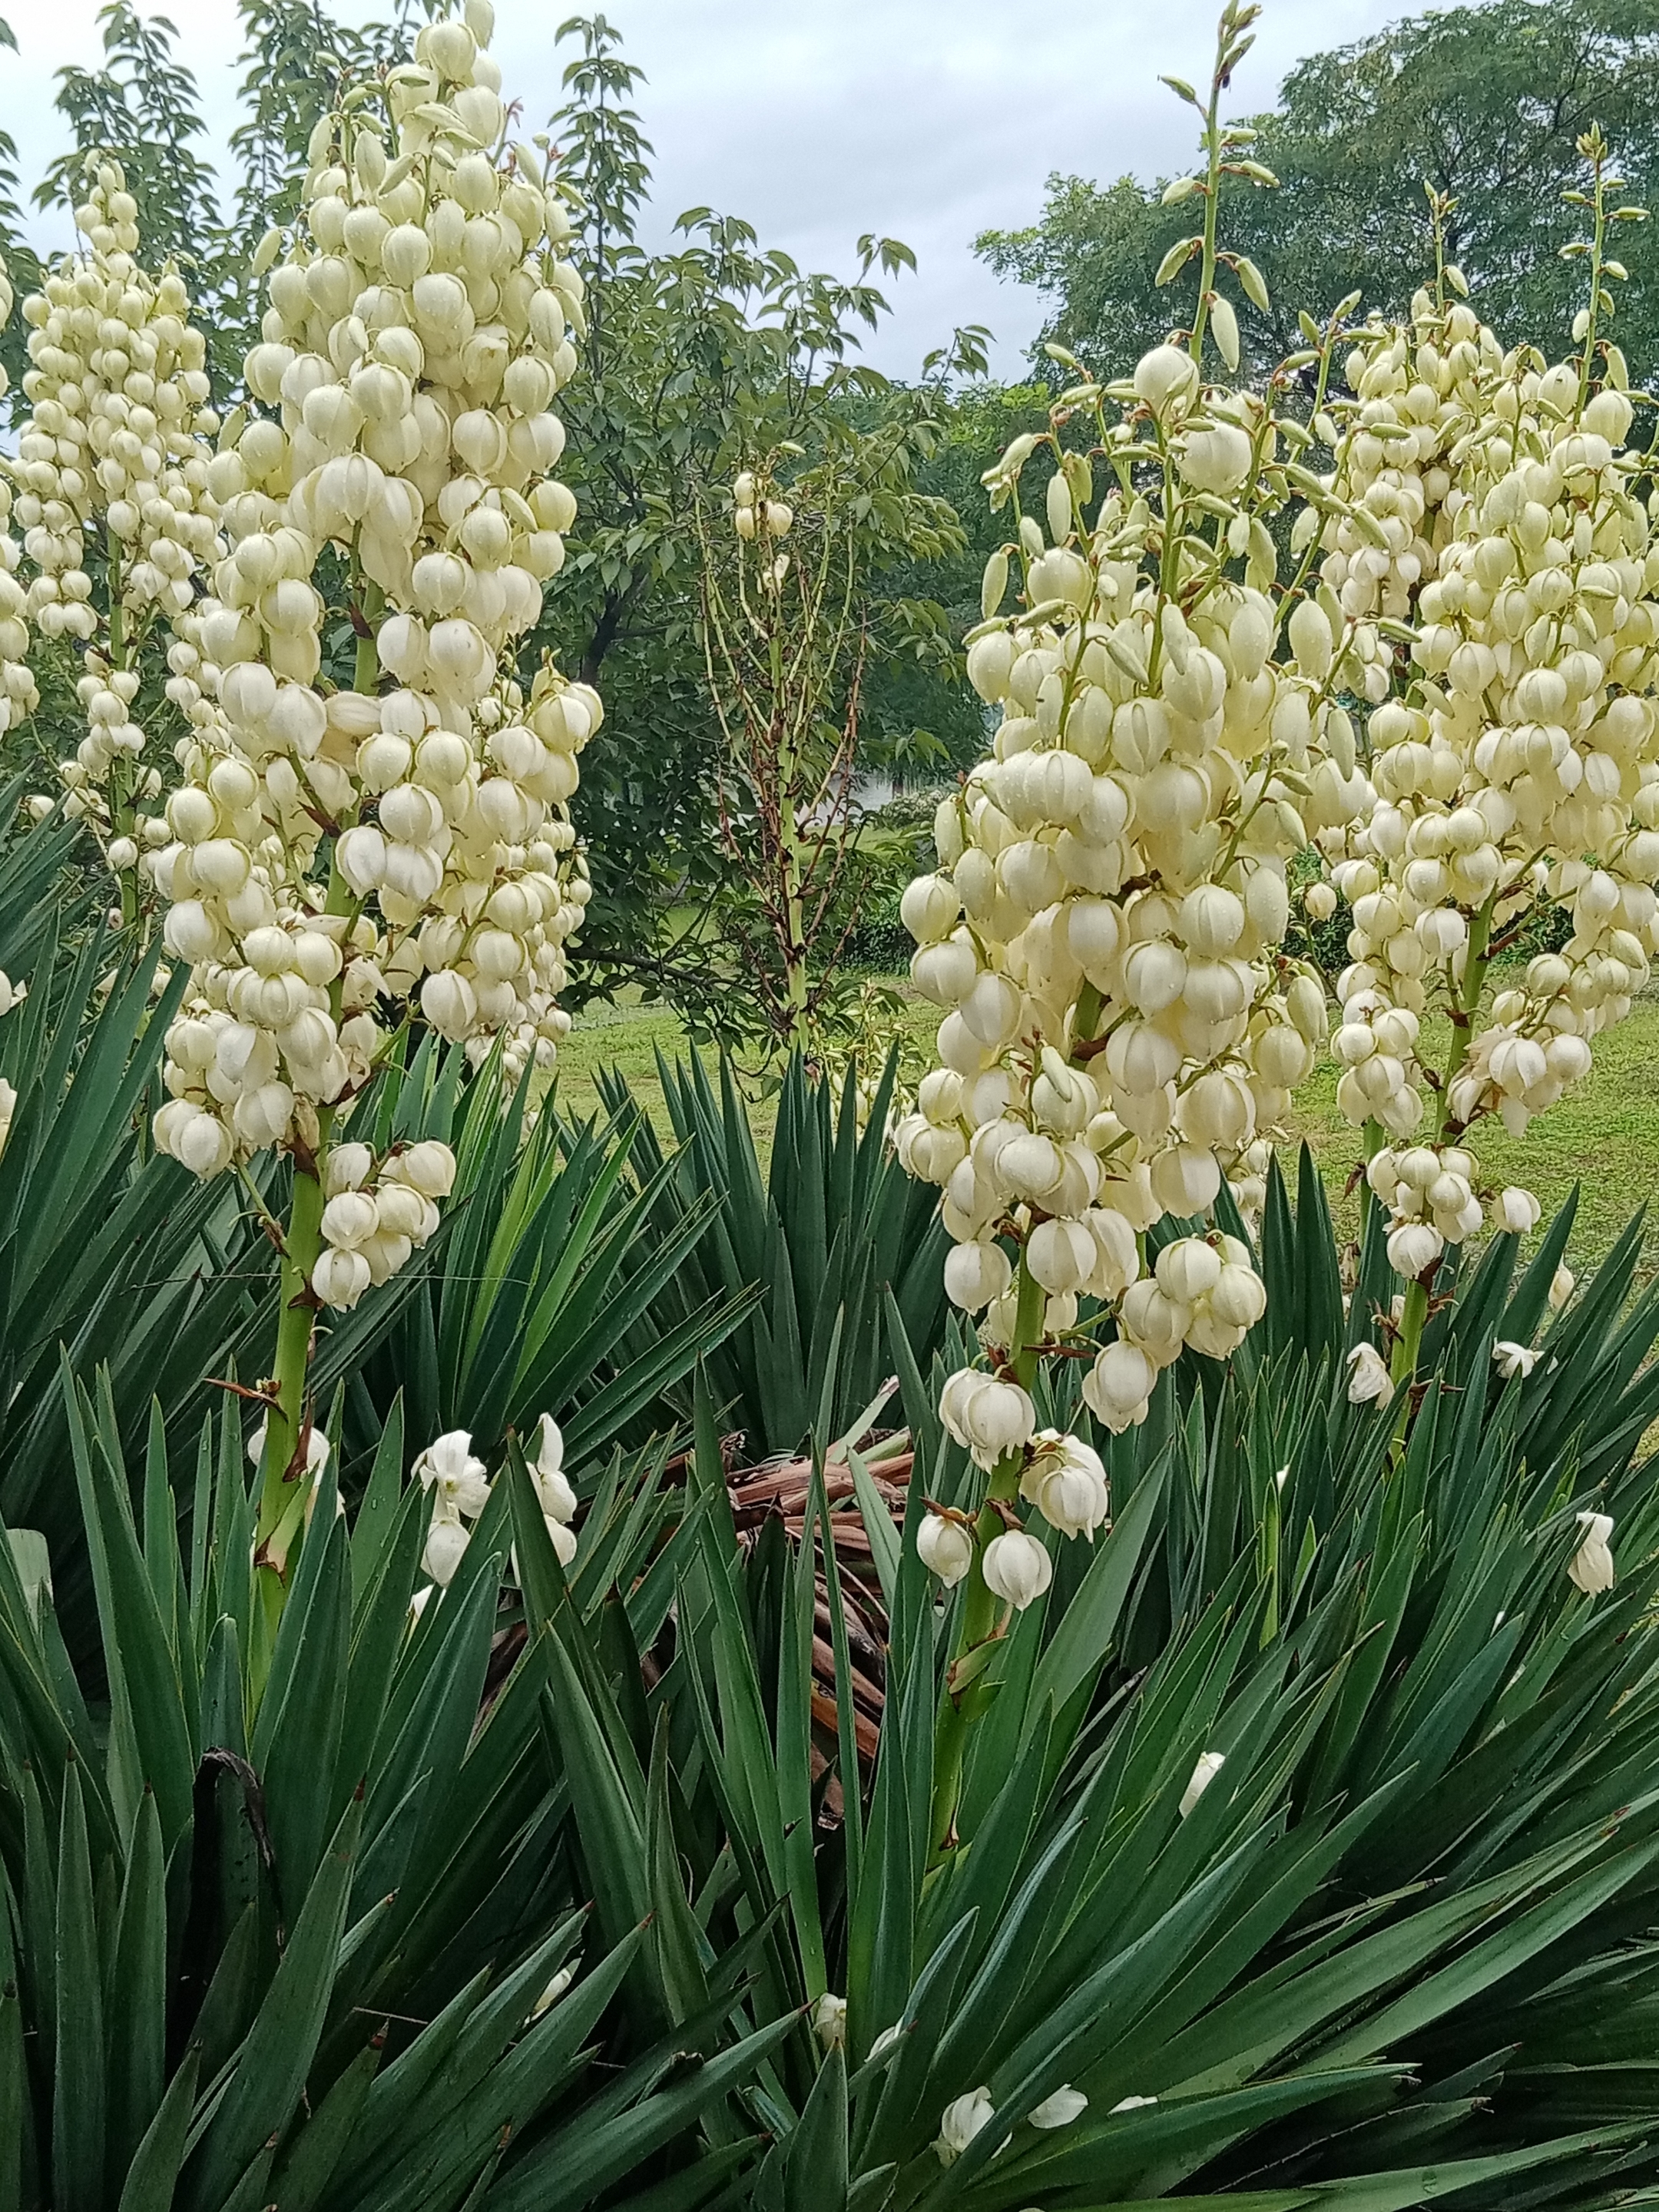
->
979;0;1659;380
534;15;980;1017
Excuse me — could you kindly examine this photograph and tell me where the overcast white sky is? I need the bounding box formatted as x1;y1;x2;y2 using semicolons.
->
5;0;1406;376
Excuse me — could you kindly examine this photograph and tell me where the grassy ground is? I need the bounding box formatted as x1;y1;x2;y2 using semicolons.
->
555;984;1657;1277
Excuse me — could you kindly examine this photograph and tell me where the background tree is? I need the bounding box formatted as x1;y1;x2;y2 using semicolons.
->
536;14;982;1019
979;0;1659;381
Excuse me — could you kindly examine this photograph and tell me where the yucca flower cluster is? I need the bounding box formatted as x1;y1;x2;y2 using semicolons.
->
0;256;35;750
1316;163;1659;1346
133;0;598;1567
3;160;221;878
415;1412;578;1595
152;0;597;1259
895;335;1366;1570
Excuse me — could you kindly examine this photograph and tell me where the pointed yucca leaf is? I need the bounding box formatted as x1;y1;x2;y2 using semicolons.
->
106;1786;167;2181
0;1556;100;1802
819;1481;865;1903
1315;1820;1659;2068
320;1967;490;2197
779;1470;827;1995
336;1480;427;1810
114;2048;199;2212
256;1502;350;1902
560;1288;755;1463
595;2139;760;2212
949;2070;1402;2210
363;1545;497;1857
216;2141;280;2212
18;1757;57;2058
350;1395;406;1611
845;1443;900;1611
63;1363;194;1846
1157;1816;1621;2098
1024;1448;1168;1734
197;1613;247;1763
341;1923;632;2212
688;1371;788;1894
0;1870;22;2212
141;1403;181;1653
183;1899;260;2091
539;1638;650;1955
647;1710;712;2028
487;2012;796;2212
52;1758;105;2212
784;2043;848;2212
391;1936;650;2211
267;2034;383;2212
857;1909;984;2168
187;1792;362;2209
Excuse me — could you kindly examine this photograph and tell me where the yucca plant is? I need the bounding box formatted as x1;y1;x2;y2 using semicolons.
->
0;780;89;979
337;1041;755;1466
0;930;279;1634
0;938;751;1656
596;1051;951;1458
603;1165;1659;2210
0;1369;796;2212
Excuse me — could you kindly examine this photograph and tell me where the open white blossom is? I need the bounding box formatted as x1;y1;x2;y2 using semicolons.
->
529;1409;578;1565
416;1426;491;1584
531;1961;576;2018
1018;1427;1110;1540
935;2087;996;2167
1492;1339;1538;1380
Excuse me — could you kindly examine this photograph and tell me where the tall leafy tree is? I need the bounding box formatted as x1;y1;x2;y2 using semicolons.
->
537;14;981;1019
979;0;1659;380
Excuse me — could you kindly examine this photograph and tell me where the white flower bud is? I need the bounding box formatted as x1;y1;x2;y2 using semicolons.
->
935;2088;996;2166
1386;1221;1443;1278
313;1245;373;1310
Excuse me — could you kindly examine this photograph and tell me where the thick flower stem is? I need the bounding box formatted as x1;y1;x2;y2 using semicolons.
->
927;1258;1045;1865
257;1154;325;1551
1390;900;1492;1388
255;616;379;1576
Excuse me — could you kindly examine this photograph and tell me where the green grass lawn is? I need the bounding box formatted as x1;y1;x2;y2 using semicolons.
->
554;984;1659;1278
